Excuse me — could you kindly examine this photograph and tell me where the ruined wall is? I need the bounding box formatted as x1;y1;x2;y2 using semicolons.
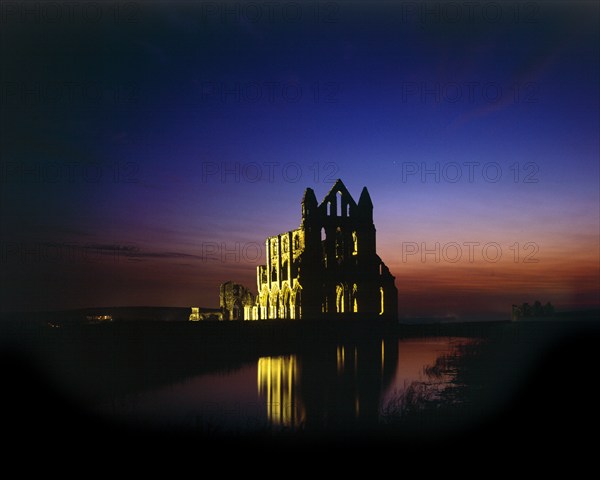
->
219;281;254;320
249;180;398;321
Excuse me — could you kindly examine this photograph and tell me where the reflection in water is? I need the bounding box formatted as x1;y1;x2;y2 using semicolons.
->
336;346;345;373
257;356;305;427
95;336;465;433
259;338;399;429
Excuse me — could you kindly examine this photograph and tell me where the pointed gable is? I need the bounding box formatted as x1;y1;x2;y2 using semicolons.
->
357;186;373;209
317;179;358;218
319;178;357;209
302;187;318;206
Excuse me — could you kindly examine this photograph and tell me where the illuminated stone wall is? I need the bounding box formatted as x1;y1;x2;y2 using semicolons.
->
254;227;304;320
248;179;398;320
219;281;254;320
189;307;223;321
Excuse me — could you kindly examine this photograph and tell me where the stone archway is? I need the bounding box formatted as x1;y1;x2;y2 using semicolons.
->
269;285;280;319
259;285;270;320
232;299;243;320
281;284;292;319
291;283;302;320
336;283;346;314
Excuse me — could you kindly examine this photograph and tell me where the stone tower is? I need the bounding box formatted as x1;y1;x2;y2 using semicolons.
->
251;179;398;321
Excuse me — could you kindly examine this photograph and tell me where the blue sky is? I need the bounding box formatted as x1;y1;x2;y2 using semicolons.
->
1;1;598;318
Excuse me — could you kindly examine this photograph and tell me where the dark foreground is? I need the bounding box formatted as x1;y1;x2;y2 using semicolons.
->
1;316;599;453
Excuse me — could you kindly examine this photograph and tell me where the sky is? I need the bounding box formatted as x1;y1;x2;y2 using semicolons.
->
1;0;598;319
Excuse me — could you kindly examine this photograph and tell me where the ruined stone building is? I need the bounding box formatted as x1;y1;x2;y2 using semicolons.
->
246;179;398;321
189;281;252;321
189;307;223;321
220;281;254;320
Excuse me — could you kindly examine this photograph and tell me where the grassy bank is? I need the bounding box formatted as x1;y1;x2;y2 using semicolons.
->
1;316;598;450
378;319;600;446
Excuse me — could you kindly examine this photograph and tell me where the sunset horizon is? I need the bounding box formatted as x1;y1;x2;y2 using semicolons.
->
2;0;599;448
2;175;597;320
2;1;598;320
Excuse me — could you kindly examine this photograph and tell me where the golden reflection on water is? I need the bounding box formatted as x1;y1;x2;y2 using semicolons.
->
336;345;345;373
257;338;462;428
257;355;305;427
259;342;391;427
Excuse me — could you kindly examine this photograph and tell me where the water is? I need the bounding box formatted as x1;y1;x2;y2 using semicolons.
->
95;336;469;432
